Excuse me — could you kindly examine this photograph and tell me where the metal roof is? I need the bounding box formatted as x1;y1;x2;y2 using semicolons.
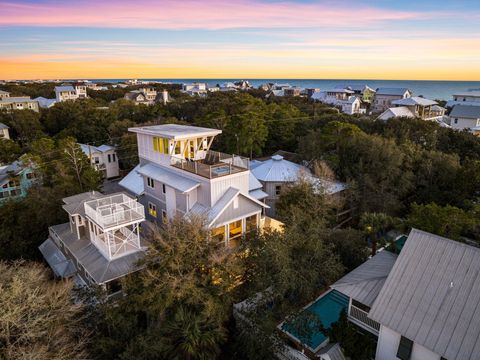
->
378;107;415;120
0;96;36;104
392;96;437;107
38;238;76;277
452;91;480;97
55;85;75;92
48;223;145;284
0;122;8;129
119;164;144;196
317;343;346;360
33;97;56;108
369;229;480;360
251;155;310;183
449;105;480;119
249;188;268;200
376;88;411;96
128;124;222;139
0;160;24;183
138;163;200;193
62;191;105;217
79;143;114;155
331;250;397;307
249;172;263;191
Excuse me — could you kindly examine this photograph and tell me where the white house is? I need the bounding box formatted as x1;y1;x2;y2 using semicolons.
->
0;122;10;140
378;97;445;121
123;124;268;248
0;90;10;100
448;104;480;135
182;83;208;96
0;96;39;112
79;144;120;179
311;89;364;114
369;229;480;360
39;191;146;296
372;88;412;113
55;83;88;102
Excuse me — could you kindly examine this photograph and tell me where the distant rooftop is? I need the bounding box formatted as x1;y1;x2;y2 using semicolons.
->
376;87;411;96
452;91;480;97
55;85;75;92
0;96;35;103
450;104;480;119
129;124;222;139
392;96;437;107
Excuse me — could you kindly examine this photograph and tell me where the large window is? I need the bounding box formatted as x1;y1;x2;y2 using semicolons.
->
396;336;413;360
229;220;243;239
211;226;225;244
153;137;169;154
148;202;157;217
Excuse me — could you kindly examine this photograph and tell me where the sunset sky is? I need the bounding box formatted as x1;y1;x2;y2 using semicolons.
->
1;0;479;80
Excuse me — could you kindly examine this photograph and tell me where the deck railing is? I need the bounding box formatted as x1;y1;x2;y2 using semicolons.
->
171;150;249;179
349;304;380;335
85;194;145;229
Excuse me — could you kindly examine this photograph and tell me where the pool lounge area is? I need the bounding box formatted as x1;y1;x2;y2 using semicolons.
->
279;290;349;354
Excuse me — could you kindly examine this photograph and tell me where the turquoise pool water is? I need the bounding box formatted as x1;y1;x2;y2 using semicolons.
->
394;235;408;252
281;290;349;351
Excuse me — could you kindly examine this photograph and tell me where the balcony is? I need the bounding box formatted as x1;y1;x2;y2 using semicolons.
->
348;304;380;335
92;226;142;259
84;193;145;229
171;150;249;179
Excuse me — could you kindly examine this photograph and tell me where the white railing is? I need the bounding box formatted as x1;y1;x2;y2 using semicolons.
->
85;194;145;229
349;304;380;335
93;229;141;260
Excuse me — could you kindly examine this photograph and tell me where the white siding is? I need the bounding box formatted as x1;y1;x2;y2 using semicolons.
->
376;326;441;360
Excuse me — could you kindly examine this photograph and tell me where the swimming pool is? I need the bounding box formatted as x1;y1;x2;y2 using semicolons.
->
280;290;349;352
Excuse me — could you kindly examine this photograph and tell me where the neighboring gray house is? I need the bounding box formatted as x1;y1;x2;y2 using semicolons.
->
448;104;480;135
369;229;480;360
79;143;120;179
372;88;412;113
0;96;39;112
124;124;267;248
250;155;346;217
39;191;146;296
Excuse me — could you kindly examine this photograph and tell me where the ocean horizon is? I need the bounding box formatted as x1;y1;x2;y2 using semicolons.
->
85;78;480;101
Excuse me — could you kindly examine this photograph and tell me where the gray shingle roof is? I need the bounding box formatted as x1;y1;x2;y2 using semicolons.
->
369;229;480;360
450;105;480;119
331;250;397;307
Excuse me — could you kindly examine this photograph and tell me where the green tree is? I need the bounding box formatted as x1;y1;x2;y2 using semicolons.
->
0;139;21;164
406;203;475;240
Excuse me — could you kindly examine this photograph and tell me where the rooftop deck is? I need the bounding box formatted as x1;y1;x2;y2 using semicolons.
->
171;150;249;179
84;193;145;229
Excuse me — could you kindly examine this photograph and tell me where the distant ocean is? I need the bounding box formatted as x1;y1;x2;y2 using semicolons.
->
95;79;480;101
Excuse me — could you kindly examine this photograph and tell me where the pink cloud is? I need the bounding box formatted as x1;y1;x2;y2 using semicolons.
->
0;0;431;29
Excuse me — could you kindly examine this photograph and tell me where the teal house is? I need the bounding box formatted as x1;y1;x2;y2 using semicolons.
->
0;160;36;203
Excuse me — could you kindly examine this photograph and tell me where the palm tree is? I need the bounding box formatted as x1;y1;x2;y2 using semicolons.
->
359;212;394;256
158;305;226;360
